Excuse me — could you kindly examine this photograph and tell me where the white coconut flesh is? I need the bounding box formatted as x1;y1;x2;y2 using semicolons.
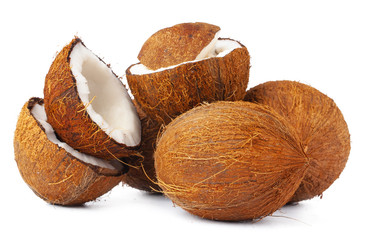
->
130;38;242;74
195;31;220;60
31;104;119;170
69;42;141;147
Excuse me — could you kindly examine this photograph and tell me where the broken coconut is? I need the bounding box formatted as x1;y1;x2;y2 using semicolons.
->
138;22;221;70
154;101;309;221
244;80;351;202
44;38;141;160
126;22;250;125
14;98;124;205
122;100;162;193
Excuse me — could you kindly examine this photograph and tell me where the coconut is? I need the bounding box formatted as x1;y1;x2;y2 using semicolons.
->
154;101;309;221
244;80;351;202
127;22;250;125
138;22;221;70
44;37;141;160
122;101;162;193
14;98;124;205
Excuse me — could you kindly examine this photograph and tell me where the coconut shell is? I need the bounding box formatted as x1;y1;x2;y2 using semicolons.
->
127;40;250;125
14;98;124;205
122;101;162;193
244;80;351;202
138;22;221;70
154;101;309;221
44;38;139;160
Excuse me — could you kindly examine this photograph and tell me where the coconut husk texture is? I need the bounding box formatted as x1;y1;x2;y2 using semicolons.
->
122;101;162;193
14;98;123;205
244;80;351;202
154;101;309;221
127;39;250;125
138;22;221;70
44;37;139;160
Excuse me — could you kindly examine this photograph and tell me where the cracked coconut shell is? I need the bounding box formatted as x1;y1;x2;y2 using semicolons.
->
122;101;162;193
44;38;140;160
14;98;124;205
127;38;250;125
244;80;351;202
138;22;221;70
154;101;309;221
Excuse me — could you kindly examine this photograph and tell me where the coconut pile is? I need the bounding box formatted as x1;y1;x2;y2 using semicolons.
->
14;22;350;221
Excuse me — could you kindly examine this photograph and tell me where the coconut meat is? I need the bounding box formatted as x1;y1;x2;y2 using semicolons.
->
70;42;141;147
130;38;242;75
31;104;119;170
195;31;220;60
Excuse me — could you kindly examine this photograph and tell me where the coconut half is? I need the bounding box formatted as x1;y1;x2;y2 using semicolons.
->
138;22;221;70
127;26;250;125
14;98;124;205
44;38;141;160
130;38;242;75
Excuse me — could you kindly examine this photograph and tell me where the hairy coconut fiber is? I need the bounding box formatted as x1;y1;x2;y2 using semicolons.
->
44;38;140;160
122;101;162;192
14;98;124;205
154;101;309;221
244;81;351;202
138;22;220;70
127;40;250;125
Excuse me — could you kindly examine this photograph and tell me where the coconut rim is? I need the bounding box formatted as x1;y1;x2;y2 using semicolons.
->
128;38;243;75
29;98;124;172
68;39;141;148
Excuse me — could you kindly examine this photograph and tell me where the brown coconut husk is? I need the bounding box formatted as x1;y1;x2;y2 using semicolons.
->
122;101;162;193
154;101;309;221
44;38;140;160
138;22;221;70
127;39;250;125
14;98;124;205
244;80;351;202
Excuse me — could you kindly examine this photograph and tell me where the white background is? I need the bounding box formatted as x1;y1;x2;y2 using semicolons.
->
1;0;386;239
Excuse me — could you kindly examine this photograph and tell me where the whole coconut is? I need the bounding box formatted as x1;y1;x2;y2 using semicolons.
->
154;101;309;221
244;80;351;202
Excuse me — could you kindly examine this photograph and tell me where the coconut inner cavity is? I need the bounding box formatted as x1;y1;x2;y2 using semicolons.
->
70;43;141;147
31;104;119;170
131;38;242;74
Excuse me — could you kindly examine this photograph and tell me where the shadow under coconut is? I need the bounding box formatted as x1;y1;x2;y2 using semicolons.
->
106;184;170;208
179;202;310;226
260;203;311;226
47;202;99;210
139;191;164;198
44;187;122;210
